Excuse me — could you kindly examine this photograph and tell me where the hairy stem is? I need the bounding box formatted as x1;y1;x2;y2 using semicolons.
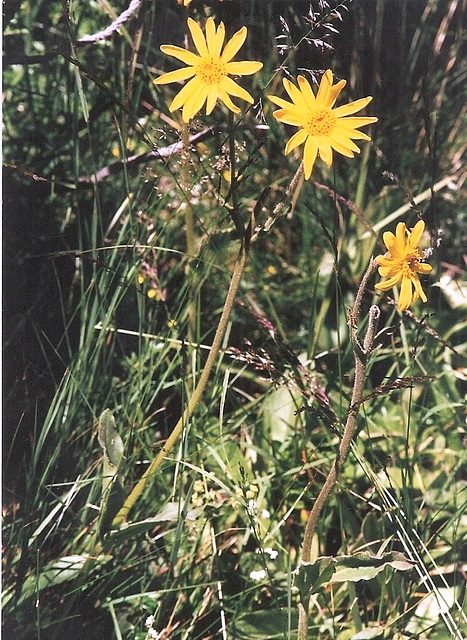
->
298;263;378;640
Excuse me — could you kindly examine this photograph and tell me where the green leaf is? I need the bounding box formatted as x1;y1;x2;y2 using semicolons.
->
98;408;124;470
98;409;125;537
351;627;385;639
331;552;415;583
103;502;202;546
295;551;414;606
14;554;112;606
295;557;336;608
233;610;299;639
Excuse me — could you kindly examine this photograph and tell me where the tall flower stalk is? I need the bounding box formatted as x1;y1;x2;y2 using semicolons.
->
298;265;380;640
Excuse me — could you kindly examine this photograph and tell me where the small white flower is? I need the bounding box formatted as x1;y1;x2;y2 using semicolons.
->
264;547;278;560
247;499;257;515
261;509;270;519
145;615;155;628
147;629;161;640
250;569;266;581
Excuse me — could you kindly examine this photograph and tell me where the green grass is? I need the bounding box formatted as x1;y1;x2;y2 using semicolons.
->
3;1;466;639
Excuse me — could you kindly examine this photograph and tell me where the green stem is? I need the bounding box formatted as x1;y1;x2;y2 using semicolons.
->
181;123;197;344
298;263;379;640
113;239;249;527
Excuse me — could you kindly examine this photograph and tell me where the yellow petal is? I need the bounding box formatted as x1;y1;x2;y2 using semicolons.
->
398;276;413;311
285;128;308;154
159;44;199;66
375;272;403;291
183;82;209;121
333;96;374;118
170;76;202;112
303;135;319;179
218;88;241;113
272;109;306;127
226;60;263;75
415;262;432;274
221;76;254;103
297;75;317;109
187;17;209;57
205;84;219;115
283;78;310;112
206;17;225;57
154;66;196;85
221;25;247;62
408;220;425;249
268;95;295;110
318;141;333;166
412;275;428;302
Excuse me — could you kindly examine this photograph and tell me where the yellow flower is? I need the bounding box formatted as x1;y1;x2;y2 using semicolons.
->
153;17;263;122
268;70;377;178
375;220;433;312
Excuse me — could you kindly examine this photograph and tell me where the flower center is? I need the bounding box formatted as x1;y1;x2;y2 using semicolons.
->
401;252;422;275
196;57;227;85
304;108;337;136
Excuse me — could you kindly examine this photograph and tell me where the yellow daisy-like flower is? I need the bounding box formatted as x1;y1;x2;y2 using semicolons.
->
375;220;433;312
153;17;263;122
268;70;377;178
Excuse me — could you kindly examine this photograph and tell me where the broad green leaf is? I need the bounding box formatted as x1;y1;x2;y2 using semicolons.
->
98;409;125;537
14;554;111;606
331;551;415;583
104;503;202;545
295;557;336;607
351;627;385;639
98;408;124;469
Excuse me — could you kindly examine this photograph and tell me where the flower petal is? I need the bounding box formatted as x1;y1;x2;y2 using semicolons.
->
226;60;263;75
303;135;319;179
218;88;241;113
328;132;360;156
297;75;317;109
268;95;294;110
221;76;254;103
170;76;203;112
398;276;413;311
221;25;247;62
205;85;219;115
408;220;425;249
415;262;433;274
154;66;196;85
159;45;199;66
283;78;310;112
316;70;346;108
183;82;208;121
272;109;306;127
187;17;209;57
375;272;403;291
206;18;225;57
333;96;374;118
317;140;333;166
285;128;308;154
